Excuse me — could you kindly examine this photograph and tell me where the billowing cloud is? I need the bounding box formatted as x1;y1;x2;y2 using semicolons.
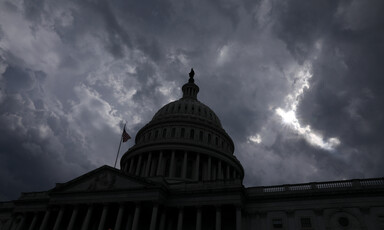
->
0;0;383;200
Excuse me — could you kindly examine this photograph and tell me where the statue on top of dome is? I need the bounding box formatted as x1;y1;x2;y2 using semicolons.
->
189;68;195;83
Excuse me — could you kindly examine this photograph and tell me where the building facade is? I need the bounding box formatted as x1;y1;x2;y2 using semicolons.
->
1;70;384;230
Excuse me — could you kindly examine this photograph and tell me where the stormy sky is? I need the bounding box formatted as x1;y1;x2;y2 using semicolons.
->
1;0;384;201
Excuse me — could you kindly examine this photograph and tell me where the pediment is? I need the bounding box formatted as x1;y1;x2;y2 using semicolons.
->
52;165;156;193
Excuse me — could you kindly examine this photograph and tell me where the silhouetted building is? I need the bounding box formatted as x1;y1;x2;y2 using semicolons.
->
1;70;384;230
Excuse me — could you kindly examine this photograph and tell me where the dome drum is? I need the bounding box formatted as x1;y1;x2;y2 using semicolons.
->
121;149;243;182
121;144;244;173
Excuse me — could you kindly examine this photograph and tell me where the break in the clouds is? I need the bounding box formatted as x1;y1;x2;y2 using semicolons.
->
0;0;383;201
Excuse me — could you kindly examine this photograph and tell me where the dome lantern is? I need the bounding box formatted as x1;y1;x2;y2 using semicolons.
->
182;68;199;100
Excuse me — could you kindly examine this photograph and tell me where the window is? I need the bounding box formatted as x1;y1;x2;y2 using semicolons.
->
162;129;167;138
181;128;185;138
199;131;203;141
190;129;194;139
171;128;176;138
154;130;158;139
215;137;218;146
338;217;349;227
147;132;151;140
300;217;312;228
208;134;211;144
272;219;283;228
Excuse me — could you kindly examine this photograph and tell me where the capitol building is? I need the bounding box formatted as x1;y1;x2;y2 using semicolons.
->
1;70;383;230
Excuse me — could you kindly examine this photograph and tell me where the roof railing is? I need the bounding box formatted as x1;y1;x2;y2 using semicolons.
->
250;177;384;193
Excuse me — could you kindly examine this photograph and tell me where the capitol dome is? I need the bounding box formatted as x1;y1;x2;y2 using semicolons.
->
120;69;244;183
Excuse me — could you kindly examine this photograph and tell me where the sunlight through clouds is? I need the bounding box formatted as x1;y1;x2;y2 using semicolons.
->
249;134;262;144
275;64;340;151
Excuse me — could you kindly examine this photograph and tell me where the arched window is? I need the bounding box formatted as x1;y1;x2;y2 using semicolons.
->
181;128;185;138
162;128;167;138
199;131;203;141
171;128;176;138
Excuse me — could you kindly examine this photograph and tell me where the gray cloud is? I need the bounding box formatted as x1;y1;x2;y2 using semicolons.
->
0;0;383;201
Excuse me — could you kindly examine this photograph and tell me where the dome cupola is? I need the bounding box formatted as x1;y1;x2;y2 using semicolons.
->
181;68;199;99
120;70;244;184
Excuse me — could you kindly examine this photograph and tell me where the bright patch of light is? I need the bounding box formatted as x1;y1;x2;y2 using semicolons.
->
217;45;230;65
275;63;340;151
249;134;262;144
278;109;296;124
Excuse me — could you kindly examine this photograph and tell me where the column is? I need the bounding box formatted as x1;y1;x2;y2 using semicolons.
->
16;215;26;230
159;209;166;230
226;165;230;180
314;209;325;230
182;152;188;179
125;211;133;230
177;207;183;230
196;207;202;230
81;205;94;230
207;157;212;180
114;204;125;230
53;208;65;230
29;213;40;230
135;155;142;176
236;206;242;230
129;158;135;174
39;210;51;230
216;206;221;230
194;154;200;180
131;204;141;230
149;204;159;230
97;205;109;230
156;151;163;176
141;161;147;176
218;161;222;180
124;162;128;172
67;206;79;230
145;153;152;177
287;211;295;229
169;151;175;177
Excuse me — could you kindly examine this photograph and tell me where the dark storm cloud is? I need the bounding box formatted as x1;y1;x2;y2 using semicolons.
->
282;0;384;178
0;0;383;201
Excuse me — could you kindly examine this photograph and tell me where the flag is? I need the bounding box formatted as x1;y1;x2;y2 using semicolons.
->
122;127;131;142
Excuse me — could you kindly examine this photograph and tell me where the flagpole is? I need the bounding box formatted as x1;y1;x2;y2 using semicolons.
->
114;123;126;168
